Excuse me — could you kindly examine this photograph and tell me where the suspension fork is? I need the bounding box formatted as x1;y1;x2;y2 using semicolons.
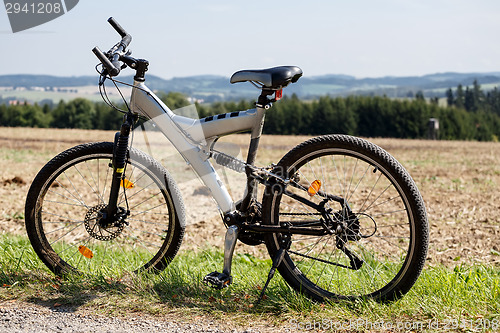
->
106;112;136;219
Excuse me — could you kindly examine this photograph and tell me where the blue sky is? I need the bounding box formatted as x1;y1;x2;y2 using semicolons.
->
1;0;500;79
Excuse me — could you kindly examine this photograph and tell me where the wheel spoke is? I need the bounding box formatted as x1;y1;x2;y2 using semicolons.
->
27;146;183;276
265;138;427;301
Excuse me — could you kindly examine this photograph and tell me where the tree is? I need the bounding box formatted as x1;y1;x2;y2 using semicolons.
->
158;92;190;110
263;101;285;134
415;91;425;101
471;79;484;111
313;97;336;135
24;103;50;127
486;87;500;115
446;88;454;106
51;98;95;128
455;84;465;109
329;97;357;135
279;94;304;135
0;104;7;126
464;87;474;111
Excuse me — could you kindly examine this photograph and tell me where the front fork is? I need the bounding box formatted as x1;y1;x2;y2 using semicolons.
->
104;113;136;223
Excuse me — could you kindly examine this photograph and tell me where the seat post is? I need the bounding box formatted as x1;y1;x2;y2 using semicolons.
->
247;89;274;165
240;89;274;212
256;89;275;109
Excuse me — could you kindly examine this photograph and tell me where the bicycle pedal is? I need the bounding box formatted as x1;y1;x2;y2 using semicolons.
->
203;271;232;290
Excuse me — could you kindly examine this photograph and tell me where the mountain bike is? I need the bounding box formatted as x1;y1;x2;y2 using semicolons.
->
25;18;429;303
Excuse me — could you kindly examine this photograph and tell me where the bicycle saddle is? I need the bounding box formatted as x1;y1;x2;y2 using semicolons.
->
230;66;303;89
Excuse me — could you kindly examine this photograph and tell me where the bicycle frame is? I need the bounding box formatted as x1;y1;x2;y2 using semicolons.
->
129;79;265;214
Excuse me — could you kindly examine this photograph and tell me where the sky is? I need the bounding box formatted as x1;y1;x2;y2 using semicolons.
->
1;0;500;80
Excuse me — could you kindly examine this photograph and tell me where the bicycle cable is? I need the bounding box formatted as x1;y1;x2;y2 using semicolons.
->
95;64;136;213
95;64;130;115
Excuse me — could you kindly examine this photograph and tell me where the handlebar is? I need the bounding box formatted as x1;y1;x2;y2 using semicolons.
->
108;17;128;38
92;17;132;77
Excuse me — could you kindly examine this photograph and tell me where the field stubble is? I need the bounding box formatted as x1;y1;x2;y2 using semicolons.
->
0;127;499;268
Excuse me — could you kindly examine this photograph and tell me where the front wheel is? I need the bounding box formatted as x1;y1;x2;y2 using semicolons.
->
262;135;428;302
25;142;185;276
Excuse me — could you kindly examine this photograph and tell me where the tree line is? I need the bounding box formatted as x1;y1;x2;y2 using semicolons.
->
446;80;500;114
197;84;500;141
1;84;500;141
0;99;122;130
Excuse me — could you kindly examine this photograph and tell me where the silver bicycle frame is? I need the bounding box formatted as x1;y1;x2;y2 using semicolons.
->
129;80;265;213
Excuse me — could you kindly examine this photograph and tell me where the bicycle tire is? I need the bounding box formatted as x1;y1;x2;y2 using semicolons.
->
262;135;428;302
25;142;185;276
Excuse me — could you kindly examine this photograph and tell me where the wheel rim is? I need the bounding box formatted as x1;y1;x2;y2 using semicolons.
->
34;153;175;275
270;148;416;299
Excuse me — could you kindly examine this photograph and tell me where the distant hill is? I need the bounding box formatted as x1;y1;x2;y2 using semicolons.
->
1;72;500;103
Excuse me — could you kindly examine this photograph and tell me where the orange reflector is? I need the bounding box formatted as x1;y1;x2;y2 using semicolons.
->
78;245;94;259
120;178;135;189
307;180;321;196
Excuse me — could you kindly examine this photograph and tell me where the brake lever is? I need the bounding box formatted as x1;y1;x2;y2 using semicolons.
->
105;47;126;58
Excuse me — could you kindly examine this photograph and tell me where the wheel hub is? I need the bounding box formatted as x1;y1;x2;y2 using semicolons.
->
329;210;377;241
84;204;126;241
328;209;362;241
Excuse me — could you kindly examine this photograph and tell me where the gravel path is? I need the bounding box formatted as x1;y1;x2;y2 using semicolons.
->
0;302;267;333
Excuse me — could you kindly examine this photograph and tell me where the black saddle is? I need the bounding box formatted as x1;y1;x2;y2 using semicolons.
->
230;66;303;89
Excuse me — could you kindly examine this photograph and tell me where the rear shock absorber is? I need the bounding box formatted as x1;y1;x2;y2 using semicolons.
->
212;150;246;173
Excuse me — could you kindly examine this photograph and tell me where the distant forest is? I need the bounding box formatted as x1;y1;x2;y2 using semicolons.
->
1;80;500;141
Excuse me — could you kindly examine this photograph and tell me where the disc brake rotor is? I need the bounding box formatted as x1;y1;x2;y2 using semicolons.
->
84;204;125;241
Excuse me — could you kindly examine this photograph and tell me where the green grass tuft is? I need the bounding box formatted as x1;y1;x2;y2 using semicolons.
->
0;233;499;330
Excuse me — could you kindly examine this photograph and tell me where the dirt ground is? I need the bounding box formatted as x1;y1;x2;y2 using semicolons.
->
0;127;499;267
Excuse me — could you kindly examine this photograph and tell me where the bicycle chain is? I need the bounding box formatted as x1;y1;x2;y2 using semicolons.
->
279;212;321;216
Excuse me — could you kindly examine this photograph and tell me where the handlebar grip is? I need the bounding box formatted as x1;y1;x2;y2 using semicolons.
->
108;17;127;38
92;46;120;76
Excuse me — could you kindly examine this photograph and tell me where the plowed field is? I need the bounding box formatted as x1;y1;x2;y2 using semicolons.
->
1;127;499;267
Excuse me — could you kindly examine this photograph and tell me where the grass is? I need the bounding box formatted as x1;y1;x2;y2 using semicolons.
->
1;128;500;330
0;234;498;331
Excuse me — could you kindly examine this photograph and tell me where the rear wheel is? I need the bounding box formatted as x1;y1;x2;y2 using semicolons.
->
25;142;185;276
262;135;428;302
